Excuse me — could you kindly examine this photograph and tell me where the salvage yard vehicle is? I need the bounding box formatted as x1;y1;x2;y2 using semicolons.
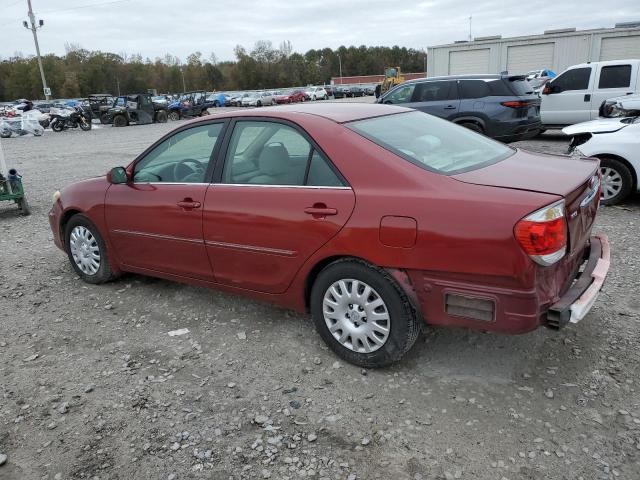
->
49;103;609;367
49;105;92;132
378;73;541;142
87;94;115;123
305;86;328;101
564;94;640;205
0;112;44;138
541;59;640;128
107;94;169;127
167;90;213;120
242;91;277;107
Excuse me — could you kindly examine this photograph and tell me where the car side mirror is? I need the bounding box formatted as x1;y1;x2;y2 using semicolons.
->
109;166;129;184
542;84;554;95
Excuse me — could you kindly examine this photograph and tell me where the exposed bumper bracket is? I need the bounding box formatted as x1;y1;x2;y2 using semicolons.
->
546;234;610;329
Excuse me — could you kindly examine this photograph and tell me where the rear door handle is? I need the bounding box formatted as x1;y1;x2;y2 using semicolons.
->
443;105;456;110
304;204;338;217
177;199;201;210
584;94;591;102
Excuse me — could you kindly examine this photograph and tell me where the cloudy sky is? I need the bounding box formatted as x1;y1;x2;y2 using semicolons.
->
1;0;637;62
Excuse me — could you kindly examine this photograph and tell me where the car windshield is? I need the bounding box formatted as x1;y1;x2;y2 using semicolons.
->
347;111;514;175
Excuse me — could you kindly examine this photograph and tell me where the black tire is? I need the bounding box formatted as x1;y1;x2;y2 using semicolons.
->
598;157;633;206
100;113;110;124
79;118;92;131
535;129;547;137
0;130;11;138
64;215;117;284
310;259;421;368
460;122;483;134
168;111;180;121
213;101;220;108
51;120;64;132
155;110;168;123
112;115;128;127
17;196;30;215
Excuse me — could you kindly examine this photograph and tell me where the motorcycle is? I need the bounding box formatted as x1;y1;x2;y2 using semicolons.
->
0;114;44;138
49;106;92;132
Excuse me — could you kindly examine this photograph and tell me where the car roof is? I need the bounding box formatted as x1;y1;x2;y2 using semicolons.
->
201;103;412;124
402;74;504;85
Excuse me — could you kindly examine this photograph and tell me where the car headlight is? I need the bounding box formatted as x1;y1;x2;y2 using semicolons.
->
52;190;61;203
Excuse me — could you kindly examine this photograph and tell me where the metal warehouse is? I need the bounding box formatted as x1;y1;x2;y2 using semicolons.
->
427;23;640;76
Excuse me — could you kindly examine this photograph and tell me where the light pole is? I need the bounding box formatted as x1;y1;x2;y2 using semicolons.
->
180;65;187;92
337;53;342;84
23;0;50;100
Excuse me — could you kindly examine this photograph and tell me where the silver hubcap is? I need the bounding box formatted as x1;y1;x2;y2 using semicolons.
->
322;279;390;353
600;166;623;200
69;226;101;275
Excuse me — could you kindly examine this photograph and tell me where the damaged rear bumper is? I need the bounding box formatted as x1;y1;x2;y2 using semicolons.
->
546;234;610;329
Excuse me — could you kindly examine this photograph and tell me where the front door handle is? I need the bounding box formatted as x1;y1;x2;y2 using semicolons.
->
304;203;338;218
443;105;456;110
584;94;591;102
177;198;201;210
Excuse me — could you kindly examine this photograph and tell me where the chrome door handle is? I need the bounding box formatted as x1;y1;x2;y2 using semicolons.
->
177;200;201;209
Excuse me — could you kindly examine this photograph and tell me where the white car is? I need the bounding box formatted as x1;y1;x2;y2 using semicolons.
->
241;91;276;107
304;86;328;101
563;95;640;205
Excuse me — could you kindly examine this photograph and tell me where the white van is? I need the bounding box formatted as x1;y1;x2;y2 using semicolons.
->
540;59;640;128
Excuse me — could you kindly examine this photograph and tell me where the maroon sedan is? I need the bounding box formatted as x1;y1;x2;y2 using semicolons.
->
49;104;610;367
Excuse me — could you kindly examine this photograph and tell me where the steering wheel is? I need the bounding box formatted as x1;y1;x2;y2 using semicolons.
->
173;158;205;182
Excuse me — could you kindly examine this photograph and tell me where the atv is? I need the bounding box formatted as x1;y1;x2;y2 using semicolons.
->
167;90;215;120
106;94;168;127
87;94;115;124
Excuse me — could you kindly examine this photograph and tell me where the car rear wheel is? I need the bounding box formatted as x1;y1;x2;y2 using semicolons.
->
65;215;116;284
112;115;128;127
460;122;483;134
155;110;168;123
598;157;633;205
310;259;421;368
168;111;180;121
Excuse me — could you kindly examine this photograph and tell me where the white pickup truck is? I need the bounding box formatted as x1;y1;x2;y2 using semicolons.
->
541;59;640;128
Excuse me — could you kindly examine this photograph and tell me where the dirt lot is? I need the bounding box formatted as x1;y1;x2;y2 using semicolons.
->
1;100;639;480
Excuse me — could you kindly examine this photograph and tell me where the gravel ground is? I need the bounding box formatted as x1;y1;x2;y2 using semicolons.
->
1;100;639;480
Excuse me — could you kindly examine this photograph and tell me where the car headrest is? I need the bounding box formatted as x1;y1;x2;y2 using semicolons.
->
258;144;290;176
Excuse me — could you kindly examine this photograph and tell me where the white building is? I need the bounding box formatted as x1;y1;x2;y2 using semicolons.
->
427;23;640;76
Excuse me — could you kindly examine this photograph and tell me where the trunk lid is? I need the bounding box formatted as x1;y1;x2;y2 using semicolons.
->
453;148;600;258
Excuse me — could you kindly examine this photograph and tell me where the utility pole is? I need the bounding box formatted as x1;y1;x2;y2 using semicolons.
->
469;15;473;42
23;0;50;100
180;65;187;92
337;53;342;84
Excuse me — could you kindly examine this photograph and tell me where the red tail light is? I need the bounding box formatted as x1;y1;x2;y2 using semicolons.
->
501;100;533;108
515;200;567;266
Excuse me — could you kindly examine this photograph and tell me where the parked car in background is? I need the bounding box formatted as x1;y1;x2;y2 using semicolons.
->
540;59;640;128
305;86;328;100
242;91;277;107
324;86;335;97
33;101;54;113
151;95;173;106
364;85;376;96
229;93;249;107
49;103;609;367
348;86;366;97
564;94;640;205
288;90;307;102
377;73;541;142
526;69;556;94
333;86;350;99
206;92;228;107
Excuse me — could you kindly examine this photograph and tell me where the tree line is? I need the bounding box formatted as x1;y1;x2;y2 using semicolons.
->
0;42;426;101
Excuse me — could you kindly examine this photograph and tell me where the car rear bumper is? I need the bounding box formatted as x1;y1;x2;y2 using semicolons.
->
406;234;609;334
546;234;610;328
492;119;542;142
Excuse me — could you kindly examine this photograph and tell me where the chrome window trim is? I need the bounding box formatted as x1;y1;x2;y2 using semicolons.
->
212;184;352;190
131;182;211;186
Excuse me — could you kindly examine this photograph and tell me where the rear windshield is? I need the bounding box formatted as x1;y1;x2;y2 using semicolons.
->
507;78;534;96
347;111;514;175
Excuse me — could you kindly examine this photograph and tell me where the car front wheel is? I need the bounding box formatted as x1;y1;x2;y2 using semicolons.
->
65;215;116;284
311;259;421;367
598;157;633;205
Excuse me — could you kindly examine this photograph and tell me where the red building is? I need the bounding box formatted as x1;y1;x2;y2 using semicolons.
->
330;72;426;85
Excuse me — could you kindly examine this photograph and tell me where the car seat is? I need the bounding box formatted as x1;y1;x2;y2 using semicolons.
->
249;143;297;185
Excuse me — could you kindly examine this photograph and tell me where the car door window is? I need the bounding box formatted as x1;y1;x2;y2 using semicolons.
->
598;65;632;89
222;121;345;187
134;123;223;183
551;67;591;93
412;81;457;102
459;80;491;99
384;83;416;104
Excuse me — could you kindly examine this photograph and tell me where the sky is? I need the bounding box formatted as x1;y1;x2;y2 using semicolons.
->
0;0;638;62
